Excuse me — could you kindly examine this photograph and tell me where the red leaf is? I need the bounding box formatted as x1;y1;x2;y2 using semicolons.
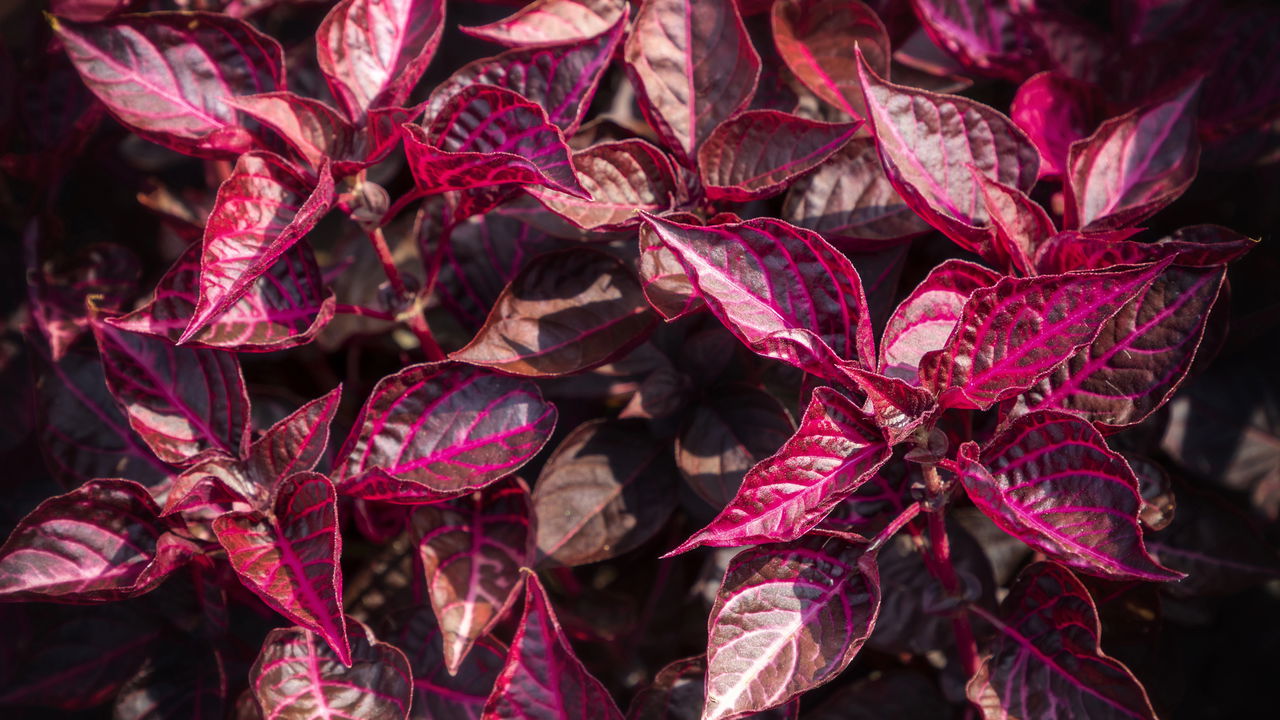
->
909;0;1039;81
248;385;343;485
527;139;679;231
771;0;890;119
972;170;1057;275
460;0;627;47
698;111;861;201
1034;225;1256;273
1011;71;1106;178
227;92;364;173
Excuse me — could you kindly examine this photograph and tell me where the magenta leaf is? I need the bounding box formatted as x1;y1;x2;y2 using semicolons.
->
248;385;343;485
316;0;446;122
251;618;412;718
1066;81;1202;231
837;366;939;444
857;54;1041;253
917;263;1167;411
109;240;336;352
214;472;351;663
624;0;761;163
698;111;861;201
704;532;879;719
162;453;264;516
954;411;1182;581
481;572;624;720
414;477;531;674
1034;224;1256;274
670;387;890;553
527;139;679;231
782;138;931;242
386;607;504;720
968;562;1158;720
460;0;627;47
770;0;890;119
972;170;1057;274
51;12;283;157
91;313;250;464
226;92;362;173
451;249;655;376
403;85;589;200
627;656;799;720
909;0;1038;80
532;419;676;567
0;479;194;602
676;385;795;509
336;363;556;503
637;211;704;321
638;213;875;381
1011;71;1106;178
180;152;335;345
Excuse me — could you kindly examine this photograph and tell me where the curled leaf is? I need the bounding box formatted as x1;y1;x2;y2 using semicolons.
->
698;111;861;201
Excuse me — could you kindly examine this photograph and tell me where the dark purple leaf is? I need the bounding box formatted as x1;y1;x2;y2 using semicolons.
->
387;607;505;720
954;411;1182;581
248;385;342;485
909;0;1039;80
1034;224;1256;274
435;213;561;332
451;248;655;376
698;111;861;201
972;170;1056;274
251;618;412;718
704;532;879;719
626;656;798;720
336;363;556;503
675;385;795;509
669;387;890;552
1011;71;1106;178
527;139;679;231
771;0;890;119
624;0;761;163
26;240;140;362
968;562;1158;720
804;671;948;720
49;0;128;22
532;419;676;566
214;472;350;663
51;12;283;157
461;0;627;47
112;640;227;720
226;92;363;173
637;211;704;321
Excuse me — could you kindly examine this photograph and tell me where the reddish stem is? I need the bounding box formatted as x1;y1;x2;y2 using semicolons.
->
868;502;921;553
334;304;395;321
366;226;407;298
364;227;445;361
921;463;981;680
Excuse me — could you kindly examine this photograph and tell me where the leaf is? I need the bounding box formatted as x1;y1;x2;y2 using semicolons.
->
917;263;1167;411
51;11;283;157
1011;71;1106;178
954;411;1182;581
804;671;948;720
669;387;890;553
0;479;193;602
109;239;336;352
112;640;227;720
414;477;531;674
968;562;1158;720
460;0;627;47
386;607;505;720
624;0;761;163
403;85;589;199
435;213;561;332
972;170;1057;274
214;472;350;663
481;572;624;720
180;152;335;344
770;0;890;119
25;240;140;362
251;618;413;718
638;213;874;381
698;111;861;201
704;532;880;720
637;211;704;321
163;453;264;515
248;385;343;485
91;312;250;464
781;138;931;242
1066;81;1202;231
856;54;1041;253
676;386;795;509
336;363;556;503
426;15;625;134
316;0;446;121
1034;224;1256;274
226;92;362;173
532;419;676;567
527;139;679;231
908;0;1038;80
626;656;798;720
450;249;655;377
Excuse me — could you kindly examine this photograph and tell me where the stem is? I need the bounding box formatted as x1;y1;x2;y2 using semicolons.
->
920;463;981;680
382;188;427;226
366;226;407;298
334;304;395;321
408;313;445;361
365;227;445;361
868;502;921;553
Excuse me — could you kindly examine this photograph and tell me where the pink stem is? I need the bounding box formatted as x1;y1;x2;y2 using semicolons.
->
868;502;922;553
921;464;981;680
334;304;395;321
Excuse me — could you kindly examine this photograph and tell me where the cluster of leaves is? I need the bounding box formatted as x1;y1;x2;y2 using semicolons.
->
1;0;1278;718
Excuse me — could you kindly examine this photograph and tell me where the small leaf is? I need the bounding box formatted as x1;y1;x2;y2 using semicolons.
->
227;92;362;173
1035;224;1256;274
972;170;1057;275
386;607;505;720
771;0;890;118
248;385;343;485
637;211;704;321
1011;71;1106;178
460;0;627;47
698;111;861;201
527;139;679;231
909;0;1038;80
676;386;795;509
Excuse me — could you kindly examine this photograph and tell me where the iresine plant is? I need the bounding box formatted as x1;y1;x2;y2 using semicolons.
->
2;0;1276;719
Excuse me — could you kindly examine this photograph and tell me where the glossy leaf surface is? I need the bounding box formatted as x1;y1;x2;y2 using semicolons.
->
527;139;678;231
771;0;890;118
227;92;361;172
461;0;626;47
698;111;861;201
248;386;343;485
627;656;798;720
637;212;704;321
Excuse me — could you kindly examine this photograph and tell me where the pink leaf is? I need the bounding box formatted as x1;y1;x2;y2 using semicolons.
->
1011;71;1106;178
1034;225;1256;273
637;211;704;321
972;170;1057;275
226;92;363;174
771;0;890;119
248;385;343;485
460;0;627;47
698;111;861;201
527;139;679;231
909;0;1039;81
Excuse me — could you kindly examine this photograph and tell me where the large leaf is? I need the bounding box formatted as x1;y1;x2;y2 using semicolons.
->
0;479;192;602
336;363;556;503
92;313;250;464
1010;71;1105;178
214;472;350;663
770;0;890;119
857;55;1040;253
626;656;799;720
1065;82;1201;231
387;608;505;720
451;249;655;376
248;385;343;485
638;214;874;380
1035;224;1255;274
414;477;531;674
532;420;676;566
669;387;890;553
460;0;627;47
917;263;1167;410
51;12;283;157
316;0;446;121
527;139;679;231
704;533;879;719
968;562;1158;720
698;111;861;201
676;385;795;509
954;411;1182;581
481;573;624;719
251;618;413;718
624;0;761;163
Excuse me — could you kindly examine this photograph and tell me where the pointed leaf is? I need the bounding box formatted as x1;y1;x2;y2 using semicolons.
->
954;411;1182;581
771;0;890;118
387;607;505;720
909;0;1038;80
698;111;861;201
624;0;761;162
676;386;795;509
1035;224;1256;274
461;0;627;47
626;656;798;720
973;170;1056;275
227;92;362;173
51;12;283;157
1011;71;1106;178
638;211;704;321
968;562;1157;720
527;139;679;231
214;472;350;663
249;385;343;485
704;533;880;720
